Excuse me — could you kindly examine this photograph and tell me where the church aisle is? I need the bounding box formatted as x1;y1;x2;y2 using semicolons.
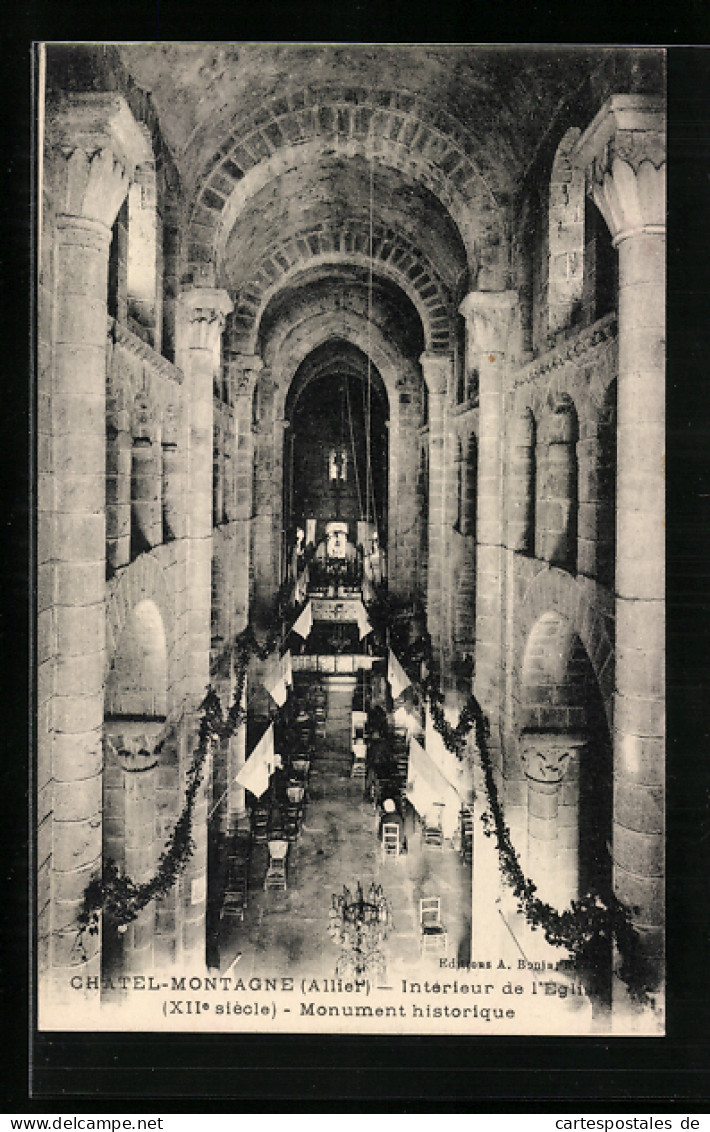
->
217;677;471;983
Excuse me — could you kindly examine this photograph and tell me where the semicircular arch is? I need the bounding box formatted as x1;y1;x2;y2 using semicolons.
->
514;567;614;732
230;229;453;355
189;117;505;279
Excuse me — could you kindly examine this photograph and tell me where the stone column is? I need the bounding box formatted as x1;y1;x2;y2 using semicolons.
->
459;291;517;764
161;402;185;543
175;287;232;965
105;396;131;573
575;96;666;987
520;734;585;910
229;355;262;630
419;352;453;668
251;371;281;622
176;288;233;703
44;94;150;986
102;730;162;977
130;394;162;554
507;409;535;554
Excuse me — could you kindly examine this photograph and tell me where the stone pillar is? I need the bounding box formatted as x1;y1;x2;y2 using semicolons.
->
176;288;233;703
45;94;150;986
102;730;162;978
130;394;162;554
575;95;665;988
543;400;578;571
459;291;517;763
161;402;184;542
175;287;232;966
419;353;453;668
251;371;281;621
229;355;262;630
520;734;585;910
106;397;131;572
507;409;535;554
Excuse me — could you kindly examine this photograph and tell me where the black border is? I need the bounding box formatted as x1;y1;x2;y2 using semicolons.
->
4;30;710;1110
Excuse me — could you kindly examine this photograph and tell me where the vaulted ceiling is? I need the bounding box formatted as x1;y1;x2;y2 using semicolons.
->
62;44;665;358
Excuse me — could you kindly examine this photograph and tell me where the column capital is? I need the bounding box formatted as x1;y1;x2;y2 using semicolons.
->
458;290;517;355
519;732;586;784
179;287;234;352
418;351;452;396
47;93;152;228
573;94;666;245
229;353;264;396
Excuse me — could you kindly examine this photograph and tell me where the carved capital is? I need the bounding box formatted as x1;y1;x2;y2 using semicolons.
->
47;93;152;229
459;290;517;356
419;352;453;396
179;288;234;353
574;95;666;245
103;723;166;771
230;353;264;396
519;733;586;784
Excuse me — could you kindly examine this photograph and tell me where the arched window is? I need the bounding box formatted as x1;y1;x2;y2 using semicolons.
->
548;127;584;336
582;195;617;325
328;447;348;481
127;156;160;349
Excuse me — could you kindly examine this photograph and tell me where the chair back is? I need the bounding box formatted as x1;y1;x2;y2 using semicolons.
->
382;823;400;857
419;896;441;927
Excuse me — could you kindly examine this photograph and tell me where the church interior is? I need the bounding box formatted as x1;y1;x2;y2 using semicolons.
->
37;43;666;1033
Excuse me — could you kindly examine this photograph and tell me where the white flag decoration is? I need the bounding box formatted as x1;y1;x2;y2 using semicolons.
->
294;565;309;605
388;648;411;700
282;649;293;688
406;735;460;837
291;599;313;640
264;653;288;707
394;703;419;737
235;724;275;798
355;600;372;640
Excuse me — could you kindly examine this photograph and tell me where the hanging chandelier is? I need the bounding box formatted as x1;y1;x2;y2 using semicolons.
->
328;881;391;982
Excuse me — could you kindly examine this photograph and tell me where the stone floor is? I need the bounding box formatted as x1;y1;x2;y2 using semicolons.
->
217;677;472;983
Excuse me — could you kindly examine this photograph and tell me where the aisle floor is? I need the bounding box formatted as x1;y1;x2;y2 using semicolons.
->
217;679;472;983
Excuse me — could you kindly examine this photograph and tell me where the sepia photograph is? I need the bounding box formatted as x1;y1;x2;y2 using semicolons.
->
35;42;666;1039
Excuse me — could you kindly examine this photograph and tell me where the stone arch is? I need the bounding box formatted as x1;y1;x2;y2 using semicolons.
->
230;224;453;354
516;605;614;933
265;307;428;599
187;87;507;273
514;568;614;732
105;553;176;704
105;598;168;720
267;307;408;425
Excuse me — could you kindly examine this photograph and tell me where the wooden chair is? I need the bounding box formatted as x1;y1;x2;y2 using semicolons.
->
264;839;289;891
421;806;444;849
381;822;400;860
459;806;474;866
221;875;248;923
419;896;448;956
252;806;269;843
284;804;300;842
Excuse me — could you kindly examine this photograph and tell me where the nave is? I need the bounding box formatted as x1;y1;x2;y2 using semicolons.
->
211;676;472;983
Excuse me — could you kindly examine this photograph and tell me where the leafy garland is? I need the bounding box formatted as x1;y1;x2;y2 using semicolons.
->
76;576;301;956
367;593;657;1007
